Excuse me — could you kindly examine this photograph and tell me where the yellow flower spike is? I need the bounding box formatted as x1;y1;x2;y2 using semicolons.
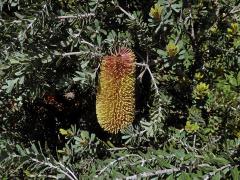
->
96;48;136;134
149;3;163;20
166;42;179;57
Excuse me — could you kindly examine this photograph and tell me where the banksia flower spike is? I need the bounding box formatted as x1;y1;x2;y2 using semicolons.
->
96;48;136;134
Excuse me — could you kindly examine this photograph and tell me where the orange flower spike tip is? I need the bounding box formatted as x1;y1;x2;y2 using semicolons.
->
96;48;136;134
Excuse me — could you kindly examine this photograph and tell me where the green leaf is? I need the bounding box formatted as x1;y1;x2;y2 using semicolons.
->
19;76;25;85
31;143;39;155
166;174;175;180
231;166;240;180
90;133;96;142
14;12;24;19
81;131;90;140
178;172;191;180
57;174;66;179
16;144;26;156
171;3;182;13
157;158;172;168
157;49;167;57
73;77;81;82
3;78;19;93
173;149;185;159
211;157;229;166
198;165;216;173
212;172;221;180
41;56;52;64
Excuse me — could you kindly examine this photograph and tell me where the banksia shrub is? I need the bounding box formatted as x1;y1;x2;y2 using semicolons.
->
96;48;136;134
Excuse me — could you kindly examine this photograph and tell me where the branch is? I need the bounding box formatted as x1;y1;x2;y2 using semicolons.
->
112;0;135;20
29;157;78;180
62;51;101;57
80;40;95;48
189;5;195;40
136;62;159;95
203;164;232;180
57;13;95;19
123;167;181;180
57;161;78;180
62;52;86;56
95;154;143;178
107;147;136;151
230;5;240;14
221;5;240;21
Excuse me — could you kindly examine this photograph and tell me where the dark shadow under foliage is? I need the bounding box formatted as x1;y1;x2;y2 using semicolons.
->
20;86;107;149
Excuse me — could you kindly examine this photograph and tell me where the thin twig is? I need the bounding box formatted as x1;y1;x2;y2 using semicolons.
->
193;134;196;150
221;5;240;21
129;158;156;167
189;6;195;40
147;65;160;95
230;5;240;14
58;161;78;180
203;164;231;180
80;40;95;48
27;174;57;179
136;62;159;95
113;0;135;20
30;158;78;180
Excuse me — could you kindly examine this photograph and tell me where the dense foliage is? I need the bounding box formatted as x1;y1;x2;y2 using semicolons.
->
0;0;239;179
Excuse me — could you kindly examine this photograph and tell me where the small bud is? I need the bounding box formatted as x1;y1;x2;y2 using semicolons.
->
227;22;239;38
194;72;204;81
185;121;200;133
235;131;240;138
210;24;218;33
193;82;209;99
166;42;179;57
149;4;163;20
